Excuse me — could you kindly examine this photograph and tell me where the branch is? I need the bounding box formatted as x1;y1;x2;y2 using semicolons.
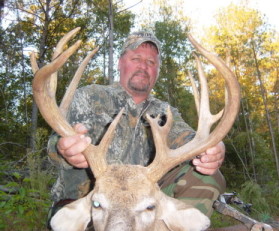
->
117;0;143;14
226;134;253;181
9;3;45;22
0;185;19;194
36;0;47;16
0;142;26;148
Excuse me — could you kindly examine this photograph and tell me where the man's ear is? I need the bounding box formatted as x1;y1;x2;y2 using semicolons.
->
118;57;122;71
50;193;92;231
158;192;210;231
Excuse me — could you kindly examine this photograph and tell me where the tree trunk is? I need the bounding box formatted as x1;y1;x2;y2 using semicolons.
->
241;97;257;181
15;2;29;146
274;68;279;134
251;40;279;179
108;0;114;85
29;0;51;152
228;53;255;181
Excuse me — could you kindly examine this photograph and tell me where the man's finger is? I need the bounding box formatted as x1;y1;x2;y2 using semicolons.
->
73;123;88;134
62;136;91;157
57;134;85;150
67;154;89;168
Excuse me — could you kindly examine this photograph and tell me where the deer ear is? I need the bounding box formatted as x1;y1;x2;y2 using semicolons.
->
50;194;92;231
158;192;210;231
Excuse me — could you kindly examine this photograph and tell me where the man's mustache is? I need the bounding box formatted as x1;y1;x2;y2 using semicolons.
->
132;70;150;79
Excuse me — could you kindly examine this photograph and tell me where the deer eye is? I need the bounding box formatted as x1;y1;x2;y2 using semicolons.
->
146;205;156;211
92;201;101;208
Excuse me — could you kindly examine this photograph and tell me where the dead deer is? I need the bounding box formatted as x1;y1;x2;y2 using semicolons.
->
31;28;240;231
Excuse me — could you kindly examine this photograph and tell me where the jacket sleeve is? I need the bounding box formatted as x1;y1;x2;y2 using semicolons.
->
47;133;74;169
46;84;104;169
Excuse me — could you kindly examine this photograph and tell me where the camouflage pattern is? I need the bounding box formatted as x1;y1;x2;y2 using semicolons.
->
159;163;225;217
47;83;225;217
120;31;161;56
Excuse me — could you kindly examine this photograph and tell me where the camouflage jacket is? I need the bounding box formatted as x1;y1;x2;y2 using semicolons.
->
48;83;195;202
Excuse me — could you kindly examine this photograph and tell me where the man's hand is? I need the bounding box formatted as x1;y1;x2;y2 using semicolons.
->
57;123;91;168
192;142;225;175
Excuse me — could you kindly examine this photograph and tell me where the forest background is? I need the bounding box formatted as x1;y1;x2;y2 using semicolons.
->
0;0;278;230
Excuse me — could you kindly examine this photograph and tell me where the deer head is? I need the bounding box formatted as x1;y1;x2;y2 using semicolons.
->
31;28;240;231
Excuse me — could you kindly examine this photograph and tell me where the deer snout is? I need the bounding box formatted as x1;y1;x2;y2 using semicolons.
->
104;210;134;231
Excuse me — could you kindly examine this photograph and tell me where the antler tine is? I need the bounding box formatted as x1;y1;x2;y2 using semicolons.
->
188;72;200;115
53;27;81;60
30;52;39;74
146;110;173;157
32;28;123;178
59;46;99;117
50;27;82;110
144;108;174;181
52;28;83;105
84;108;124;176
32;39;82;137
187;53;225;140
193;53;224;137
146;34;240;182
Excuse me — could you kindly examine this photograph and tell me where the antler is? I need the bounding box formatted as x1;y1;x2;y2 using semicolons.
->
146;34;240;182
31;28;123;178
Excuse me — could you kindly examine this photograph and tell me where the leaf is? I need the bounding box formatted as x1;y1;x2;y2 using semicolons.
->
6;181;19;188
0;201;7;208
18;205;25;215
13;172;21;180
19;187;27;198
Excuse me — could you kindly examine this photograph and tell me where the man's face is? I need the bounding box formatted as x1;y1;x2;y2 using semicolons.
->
118;43;160;101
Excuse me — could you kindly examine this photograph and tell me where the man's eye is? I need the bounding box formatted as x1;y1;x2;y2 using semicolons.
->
147;60;155;66
132;57;140;62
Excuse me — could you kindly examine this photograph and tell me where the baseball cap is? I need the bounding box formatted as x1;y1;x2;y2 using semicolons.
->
120;31;161;56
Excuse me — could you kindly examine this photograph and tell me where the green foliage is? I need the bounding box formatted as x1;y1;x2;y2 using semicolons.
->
265;184;279;217
0;156;53;231
0;179;50;230
240;181;269;211
143;7;195;124
239;181;274;220
202;3;279;223
210;210;241;228
0;128;54;230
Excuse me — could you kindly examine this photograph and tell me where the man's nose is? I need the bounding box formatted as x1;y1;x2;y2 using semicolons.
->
138;60;148;70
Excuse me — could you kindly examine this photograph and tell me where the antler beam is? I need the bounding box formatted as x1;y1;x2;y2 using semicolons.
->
31;28;123;178
146;35;240;182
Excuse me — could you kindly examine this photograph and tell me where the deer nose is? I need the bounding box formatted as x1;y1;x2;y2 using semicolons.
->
106;221;133;231
105;211;133;231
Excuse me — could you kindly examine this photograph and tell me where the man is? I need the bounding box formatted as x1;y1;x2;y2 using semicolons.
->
47;31;225;226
